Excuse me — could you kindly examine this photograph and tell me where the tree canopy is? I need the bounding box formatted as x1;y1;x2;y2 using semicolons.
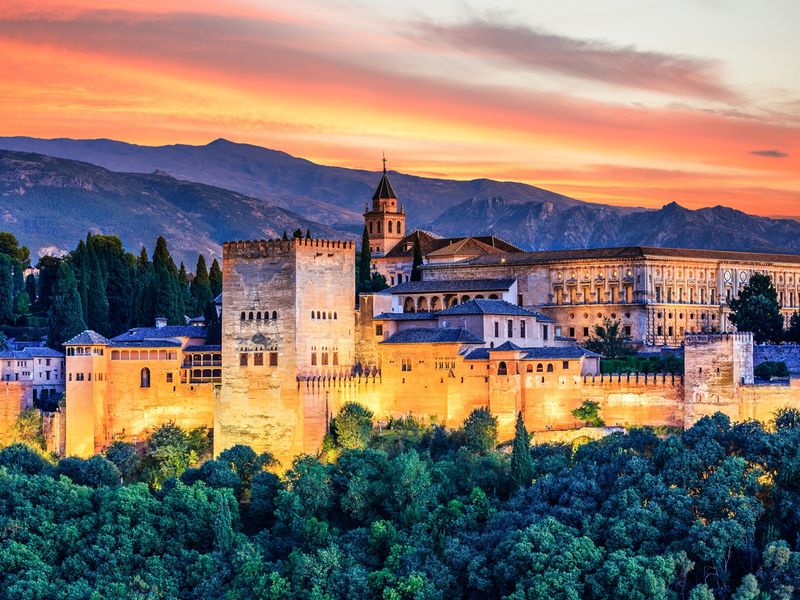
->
729;273;784;343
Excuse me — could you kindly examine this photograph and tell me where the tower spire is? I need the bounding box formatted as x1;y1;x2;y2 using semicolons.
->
382;152;387;174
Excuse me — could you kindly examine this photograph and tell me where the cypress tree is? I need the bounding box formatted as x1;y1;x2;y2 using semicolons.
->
282;231;289;241
358;227;371;293
87;253;110;336
178;261;191;314
35;256;61;314
13;290;31;318
292;228;303;239
152;237;183;324
306;229;311;240
11;259;24;295
204;299;221;344
190;255;213;317
209;259;222;298
73;240;89;321
0;254;13;323
411;236;423;282
132;247;156;327
25;273;36;304
510;411;534;488
48;261;87;351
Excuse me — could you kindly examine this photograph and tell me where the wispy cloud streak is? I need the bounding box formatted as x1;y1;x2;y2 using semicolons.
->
412;18;735;100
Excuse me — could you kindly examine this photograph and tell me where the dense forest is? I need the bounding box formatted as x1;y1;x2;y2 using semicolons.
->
0;231;222;349
2;406;800;599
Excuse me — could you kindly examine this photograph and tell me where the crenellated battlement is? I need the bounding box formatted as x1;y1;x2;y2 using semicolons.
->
223;238;355;259
684;332;753;345
582;372;684;386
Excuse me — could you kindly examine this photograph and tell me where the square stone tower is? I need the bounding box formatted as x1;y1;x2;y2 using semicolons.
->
216;237;355;464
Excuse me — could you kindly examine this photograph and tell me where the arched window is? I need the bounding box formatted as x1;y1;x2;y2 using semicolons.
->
536;363;544;372
334;312;337;319
377;222;381;233
316;311;321;319
397;221;401;235
272;311;277;320
256;311;261;320
526;364;533;372
248;311;254;320
369;222;373;234
241;312;246;321
388;221;393;233
322;312;326;319
328;311;332;320
546;364;554;372
311;311;315;319
498;361;508;376
140;367;150;388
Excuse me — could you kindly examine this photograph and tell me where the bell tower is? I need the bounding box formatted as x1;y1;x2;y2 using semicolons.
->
364;155;405;257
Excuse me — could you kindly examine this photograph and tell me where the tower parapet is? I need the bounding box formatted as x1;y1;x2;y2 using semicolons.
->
216;236;356;464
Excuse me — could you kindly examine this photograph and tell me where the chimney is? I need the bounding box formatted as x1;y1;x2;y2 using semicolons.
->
154;316;167;329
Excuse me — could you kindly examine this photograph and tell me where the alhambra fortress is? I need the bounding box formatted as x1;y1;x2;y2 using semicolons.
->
7;169;800;466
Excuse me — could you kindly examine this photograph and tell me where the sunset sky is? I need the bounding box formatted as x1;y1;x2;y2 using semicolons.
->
2;0;798;216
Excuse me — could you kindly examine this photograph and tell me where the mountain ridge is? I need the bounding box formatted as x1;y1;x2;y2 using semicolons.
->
2;136;800;258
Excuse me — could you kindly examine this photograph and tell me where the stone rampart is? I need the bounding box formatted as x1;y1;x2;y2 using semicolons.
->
0;381;31;442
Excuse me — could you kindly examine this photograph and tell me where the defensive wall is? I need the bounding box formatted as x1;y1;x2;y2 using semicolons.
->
754;343;800;373
1;381;31;442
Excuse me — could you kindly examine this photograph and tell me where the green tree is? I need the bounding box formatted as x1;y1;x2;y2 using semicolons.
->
190;255;213;317
510;411;534;488
24;273;36;305
152;237;184;324
0;253;13;323
411;236;423;282
0;232;30;265
584;318;632;358
357;227;372;294
305;229;312;240
209;258;223;298
34;255;62;314
331;402;374;450
572;400;605;427
87;253;110;335
292;228;303;239
9;408;46;451
13;289;30;318
47;261;87;351
729;272;784;343
463;407;498;453
104;441;141;483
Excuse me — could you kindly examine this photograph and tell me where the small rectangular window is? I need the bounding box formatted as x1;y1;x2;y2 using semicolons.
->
375;324;383;336
269;352;278;366
657;325;663;336
517;294;523;306
507;320;513;337
311;353;317;366
494;322;499;337
624;325;631;336
569;327;575;338
322;353;329;366
582;327;589;337
166;373;173;383
542;325;549;341
333;352;339;366
521;320;526;338
240;353;248;367
254;353;264;366
562;361;569;370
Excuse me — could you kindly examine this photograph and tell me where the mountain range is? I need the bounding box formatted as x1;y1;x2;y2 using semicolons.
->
2;136;800;263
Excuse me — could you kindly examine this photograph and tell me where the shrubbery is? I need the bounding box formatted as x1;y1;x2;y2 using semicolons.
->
3;409;800;597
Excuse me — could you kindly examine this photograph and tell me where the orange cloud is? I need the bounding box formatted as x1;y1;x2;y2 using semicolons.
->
0;2;797;218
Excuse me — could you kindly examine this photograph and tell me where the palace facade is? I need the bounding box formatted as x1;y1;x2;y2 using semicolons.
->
45;168;800;466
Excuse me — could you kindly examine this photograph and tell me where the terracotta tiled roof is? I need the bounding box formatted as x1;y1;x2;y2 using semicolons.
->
382;231;522;259
437;299;555;321
386;278;516;294
64;330;110;346
381;327;485;345
452;246;800;267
